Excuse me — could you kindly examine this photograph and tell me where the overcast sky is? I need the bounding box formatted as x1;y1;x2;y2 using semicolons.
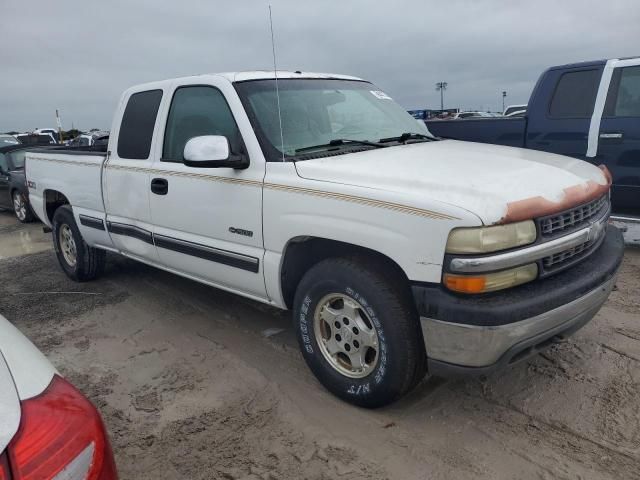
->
1;0;638;132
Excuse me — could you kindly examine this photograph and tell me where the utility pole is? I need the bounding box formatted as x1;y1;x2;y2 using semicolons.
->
436;82;448;112
56;109;64;143
502;91;507;112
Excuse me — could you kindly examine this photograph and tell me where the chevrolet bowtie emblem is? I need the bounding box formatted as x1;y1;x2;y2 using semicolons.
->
587;218;606;243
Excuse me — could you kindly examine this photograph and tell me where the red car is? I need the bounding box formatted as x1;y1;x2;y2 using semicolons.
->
0;314;117;480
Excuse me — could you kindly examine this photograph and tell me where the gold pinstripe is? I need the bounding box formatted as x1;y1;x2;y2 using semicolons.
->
28;156;101;168
262;182;456;220
28;157;459;220
106;163;261;187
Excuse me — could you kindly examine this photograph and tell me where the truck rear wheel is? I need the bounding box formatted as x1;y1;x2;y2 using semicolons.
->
52;205;105;282
293;257;426;408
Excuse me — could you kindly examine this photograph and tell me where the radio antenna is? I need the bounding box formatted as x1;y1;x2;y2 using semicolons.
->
269;5;285;161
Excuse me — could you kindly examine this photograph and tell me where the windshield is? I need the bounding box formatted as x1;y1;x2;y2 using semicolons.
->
0;135;19;146
235;79;432;161
7;150;26;169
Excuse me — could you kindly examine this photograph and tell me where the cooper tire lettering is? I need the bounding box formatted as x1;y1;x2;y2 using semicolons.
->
293;257;426;408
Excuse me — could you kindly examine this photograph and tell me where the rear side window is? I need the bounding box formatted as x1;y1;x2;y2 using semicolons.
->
117;89;163;159
604;66;640;117
548;70;600;118
162;86;242;162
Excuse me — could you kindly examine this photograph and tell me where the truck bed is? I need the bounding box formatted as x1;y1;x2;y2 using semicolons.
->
25;149;107;228
426;117;526;147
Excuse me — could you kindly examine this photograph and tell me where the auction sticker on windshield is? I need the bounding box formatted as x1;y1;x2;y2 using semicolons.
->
370;90;392;100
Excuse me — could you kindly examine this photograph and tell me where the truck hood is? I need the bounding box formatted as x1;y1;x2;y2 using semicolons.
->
294;140;610;224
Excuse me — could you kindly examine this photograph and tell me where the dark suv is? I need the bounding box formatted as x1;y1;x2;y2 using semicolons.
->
0;145;41;222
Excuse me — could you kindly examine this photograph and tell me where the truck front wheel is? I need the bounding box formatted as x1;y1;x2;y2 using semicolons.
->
52;205;105;282
293;257;426;408
12;191;34;223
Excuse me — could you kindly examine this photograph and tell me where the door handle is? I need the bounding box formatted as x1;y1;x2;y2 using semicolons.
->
151;178;168;195
599;132;623;140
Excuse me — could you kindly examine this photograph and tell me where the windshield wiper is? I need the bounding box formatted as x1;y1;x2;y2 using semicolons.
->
295;138;385;154
378;132;436;144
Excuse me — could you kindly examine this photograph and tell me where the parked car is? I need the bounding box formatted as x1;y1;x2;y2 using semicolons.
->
408;109;430;120
15;133;57;145
67;131;109;148
0;144;39;222
93;134;109;148
0;313;118;479
426;57;640;218
453;111;495;119
0;134;19;147
25;71;624;407
34;128;60;143
503;104;527;117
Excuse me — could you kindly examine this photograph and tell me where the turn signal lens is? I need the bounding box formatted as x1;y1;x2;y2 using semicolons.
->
444;263;538;294
446;221;537;254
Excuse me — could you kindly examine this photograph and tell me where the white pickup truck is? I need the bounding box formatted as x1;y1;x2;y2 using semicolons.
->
26;71;624;407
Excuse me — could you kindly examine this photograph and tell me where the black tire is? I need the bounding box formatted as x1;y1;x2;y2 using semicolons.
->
293;256;426;408
52;205;106;282
12;190;34;223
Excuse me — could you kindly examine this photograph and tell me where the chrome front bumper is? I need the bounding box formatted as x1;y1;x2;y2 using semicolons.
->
421;274;616;370
449;205;610;274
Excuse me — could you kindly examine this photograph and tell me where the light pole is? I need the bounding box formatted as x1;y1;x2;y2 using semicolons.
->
502;91;507;112
436;82;448;112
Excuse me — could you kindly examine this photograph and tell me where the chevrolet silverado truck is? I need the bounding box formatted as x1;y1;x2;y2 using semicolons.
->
427;57;640;221
25;71;624;408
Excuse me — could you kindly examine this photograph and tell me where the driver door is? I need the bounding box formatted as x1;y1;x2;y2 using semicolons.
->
148;78;267;300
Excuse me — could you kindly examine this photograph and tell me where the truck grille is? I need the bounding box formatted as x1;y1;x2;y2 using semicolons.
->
539;194;608;237
537;194;610;276
541;239;594;273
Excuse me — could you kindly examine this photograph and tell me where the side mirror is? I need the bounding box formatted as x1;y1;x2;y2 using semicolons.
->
183;135;248;169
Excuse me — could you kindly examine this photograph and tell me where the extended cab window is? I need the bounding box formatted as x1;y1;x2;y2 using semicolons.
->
117;89;163;160
162;86;242;162
549;69;600;118
604;66;640;117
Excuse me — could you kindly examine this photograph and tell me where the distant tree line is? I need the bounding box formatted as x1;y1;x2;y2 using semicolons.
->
3;129;100;139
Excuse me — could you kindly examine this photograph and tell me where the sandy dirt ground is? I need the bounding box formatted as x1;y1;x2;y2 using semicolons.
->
1;211;639;480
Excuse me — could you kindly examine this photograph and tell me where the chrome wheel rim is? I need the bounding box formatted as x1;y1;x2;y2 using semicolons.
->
13;192;26;221
313;293;379;378
59;224;77;267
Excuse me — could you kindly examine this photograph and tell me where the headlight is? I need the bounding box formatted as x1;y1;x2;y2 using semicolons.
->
445;220;536;254
444;264;538;294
